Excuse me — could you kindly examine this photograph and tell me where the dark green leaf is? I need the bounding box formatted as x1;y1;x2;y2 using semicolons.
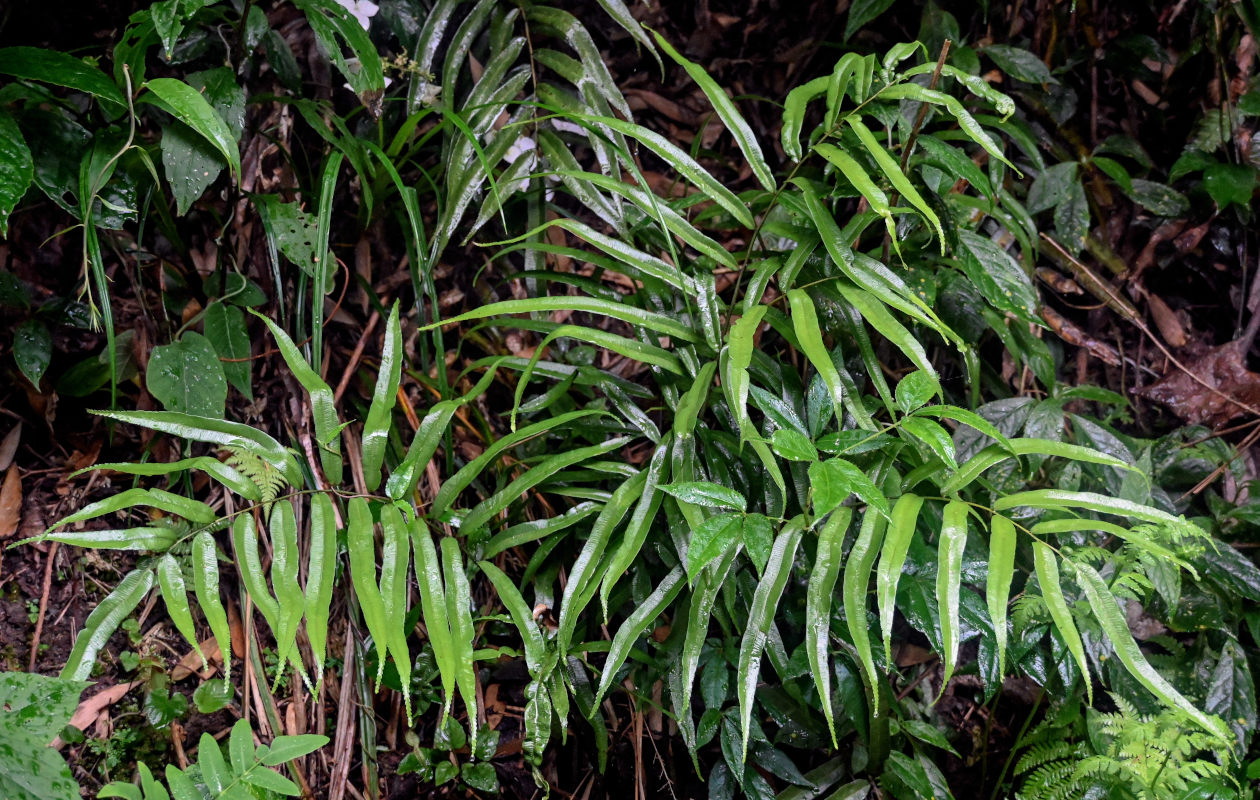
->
661;481;746;512
202;303;251;399
146;332;228;418
0;109;32;235
687;514;743;580
982;45;1056;84
13;319;50;387
1203;163;1257;209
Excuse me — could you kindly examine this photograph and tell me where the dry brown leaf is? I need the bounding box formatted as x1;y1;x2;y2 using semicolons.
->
54;681;140;748
0;422;20;471
0;467;21;539
1146;293;1188;347
171;636;223;681
1142;340;1260;427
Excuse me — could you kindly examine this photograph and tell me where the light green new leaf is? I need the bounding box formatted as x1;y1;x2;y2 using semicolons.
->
815;142;898;250
937;501;969;689
1032;541;1091;704
361;303;402;491
878;493;924;664
1073;561;1227;737
781;75;829;161
846;116;944;251
724;305;769;442
787;289;846;423
807;507;853;745
987;516;1017;679
651;30;774;191
738;522;804;758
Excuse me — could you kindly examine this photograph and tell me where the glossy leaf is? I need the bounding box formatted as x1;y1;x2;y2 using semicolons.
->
62;569;154;681
806;507;853;745
1032;541;1091;704
878;493;924;663
738;522;803;757
936;501;969;689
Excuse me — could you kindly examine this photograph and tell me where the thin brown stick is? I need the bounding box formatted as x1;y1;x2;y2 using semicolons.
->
28;541;59;671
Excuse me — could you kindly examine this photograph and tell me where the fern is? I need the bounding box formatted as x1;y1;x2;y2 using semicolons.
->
1017;700;1236;800
225;447;287;504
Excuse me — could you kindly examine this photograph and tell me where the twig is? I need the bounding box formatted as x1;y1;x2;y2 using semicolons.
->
28;541;59;671
1042;233;1260;420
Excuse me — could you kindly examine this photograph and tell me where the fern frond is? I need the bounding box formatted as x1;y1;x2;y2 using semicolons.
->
226;446;287;504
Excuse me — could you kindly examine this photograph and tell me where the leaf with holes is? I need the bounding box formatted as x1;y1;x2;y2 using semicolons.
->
146;332;227;419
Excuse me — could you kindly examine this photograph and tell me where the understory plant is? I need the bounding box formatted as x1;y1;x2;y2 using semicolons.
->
3;1;1259;799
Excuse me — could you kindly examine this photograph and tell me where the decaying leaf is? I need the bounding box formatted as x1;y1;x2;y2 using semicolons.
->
0;467;20;539
1142;340;1260;427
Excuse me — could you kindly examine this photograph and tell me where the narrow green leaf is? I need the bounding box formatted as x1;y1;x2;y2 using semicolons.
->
650;30;775;191
987;516;1016;679
807;507;853;746
877;493;924;664
843;508;887;708
409;519;456;722
192;531;231;683
937;501;969;689
269;500;305;689
479;561;545;674
0;46;126;115
362;303;402;491
1073;561;1227;738
781;75;829;161
787;289;846;424
62;569;154;681
380;503;413;719
252;312;343;485
156;554;203;668
846;116;944;250
594;566;686;704
232;514;279;630
94;409;301;486
421;295;700;344
347;498;388;689
739;522;804;758
305;493;336;682
995;489;1178;526
441;537;478;753
1032;541;1091;704
53;487;215;530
